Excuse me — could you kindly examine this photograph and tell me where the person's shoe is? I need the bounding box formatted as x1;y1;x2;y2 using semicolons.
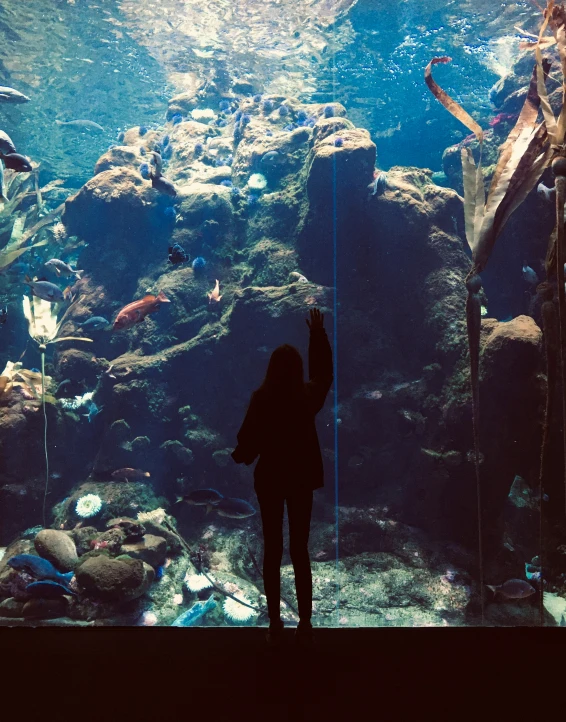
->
265;619;285;645
294;621;315;646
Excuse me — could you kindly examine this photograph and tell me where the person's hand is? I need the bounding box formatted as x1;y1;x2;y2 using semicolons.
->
306;308;324;331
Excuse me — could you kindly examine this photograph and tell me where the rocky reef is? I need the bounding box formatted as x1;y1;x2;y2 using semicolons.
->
0;74;563;628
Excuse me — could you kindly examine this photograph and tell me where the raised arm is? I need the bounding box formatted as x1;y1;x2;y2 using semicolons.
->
306;308;333;414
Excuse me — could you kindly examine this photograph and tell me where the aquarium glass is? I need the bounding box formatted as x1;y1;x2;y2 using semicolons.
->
0;0;564;629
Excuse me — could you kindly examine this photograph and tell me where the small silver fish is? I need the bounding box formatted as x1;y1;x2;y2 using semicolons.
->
55;119;104;131
522;263;539;285
486;579;536;599
537;182;556;203
0;158;5;202
0;86;30;104
25;277;69;302
0;130;16;156
45;259;83;280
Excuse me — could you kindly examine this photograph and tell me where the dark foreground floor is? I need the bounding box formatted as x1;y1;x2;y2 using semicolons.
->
2;627;562;720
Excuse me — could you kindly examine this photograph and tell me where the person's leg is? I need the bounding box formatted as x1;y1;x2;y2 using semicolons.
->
286;489;314;625
257;488;285;627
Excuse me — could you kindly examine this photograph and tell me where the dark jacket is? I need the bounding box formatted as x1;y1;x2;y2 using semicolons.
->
232;327;333;492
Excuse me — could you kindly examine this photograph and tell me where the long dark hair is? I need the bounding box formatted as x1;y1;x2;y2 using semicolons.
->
259;344;305;398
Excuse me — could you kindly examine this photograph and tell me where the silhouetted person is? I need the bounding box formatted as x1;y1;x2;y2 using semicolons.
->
232;308;333;644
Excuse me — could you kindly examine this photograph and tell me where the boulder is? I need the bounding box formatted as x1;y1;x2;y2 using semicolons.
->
176;182;233;227
0;597;25;617
167;90;199;119
34;530;78;572
481;315;542;377
306;127;376;206
75;555;146;601
22;597;69;619
62;167;160;245
122;561;155;601
94;146;141;175
120;534;167;568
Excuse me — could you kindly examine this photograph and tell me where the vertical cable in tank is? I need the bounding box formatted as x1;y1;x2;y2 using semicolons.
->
331;17;340;626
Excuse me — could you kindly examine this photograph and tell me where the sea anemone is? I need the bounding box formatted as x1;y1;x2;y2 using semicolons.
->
253;94;262;103
247;193;259;207
234;110;243;121
306;118;316;127
139;125;148;136
171;113;183;125
216;119;227;128
218;100;231;111
284;123;297;132
185;573;213;592
231;186;241;199
139;146;146;156
323;105;334;118
248;173;267;191
220;179;233;187
52;221;67;242
191;108;216;122
297;110;307;121
223;594;257;623
278;104;289;117
141;611;158;626
162;144;173;160
137;507;167;524
262;99;273;114
192;256;206;271
241;114;251;126
194;142;203;156
334;137;344;147
139;162;151;180
76;493;102;519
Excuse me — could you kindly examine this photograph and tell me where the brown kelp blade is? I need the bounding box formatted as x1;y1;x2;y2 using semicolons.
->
51;336;93;344
474;123;551;272
424;57;484;143
488;62;549;201
461;148;485;252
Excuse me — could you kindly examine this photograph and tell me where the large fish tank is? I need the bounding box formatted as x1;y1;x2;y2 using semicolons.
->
0;0;565;630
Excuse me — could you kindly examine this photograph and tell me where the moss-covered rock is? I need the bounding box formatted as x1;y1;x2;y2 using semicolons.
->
34;530;78;572
120;534;167;568
75;555;146;601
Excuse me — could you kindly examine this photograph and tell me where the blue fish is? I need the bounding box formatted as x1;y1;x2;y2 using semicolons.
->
8;554;74;585
79;316;110;331
171;596;216;627
26;580;77;598
213;497;256;519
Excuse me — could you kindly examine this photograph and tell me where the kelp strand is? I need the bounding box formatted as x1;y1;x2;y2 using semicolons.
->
538;286;558;625
554;162;566;519
465;271;484;624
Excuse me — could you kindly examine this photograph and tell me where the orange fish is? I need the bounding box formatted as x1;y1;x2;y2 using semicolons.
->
111;468;151;481
113;290;170;330
207;279;222;304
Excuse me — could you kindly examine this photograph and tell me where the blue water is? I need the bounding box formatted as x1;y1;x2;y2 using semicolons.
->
0;0;561;629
